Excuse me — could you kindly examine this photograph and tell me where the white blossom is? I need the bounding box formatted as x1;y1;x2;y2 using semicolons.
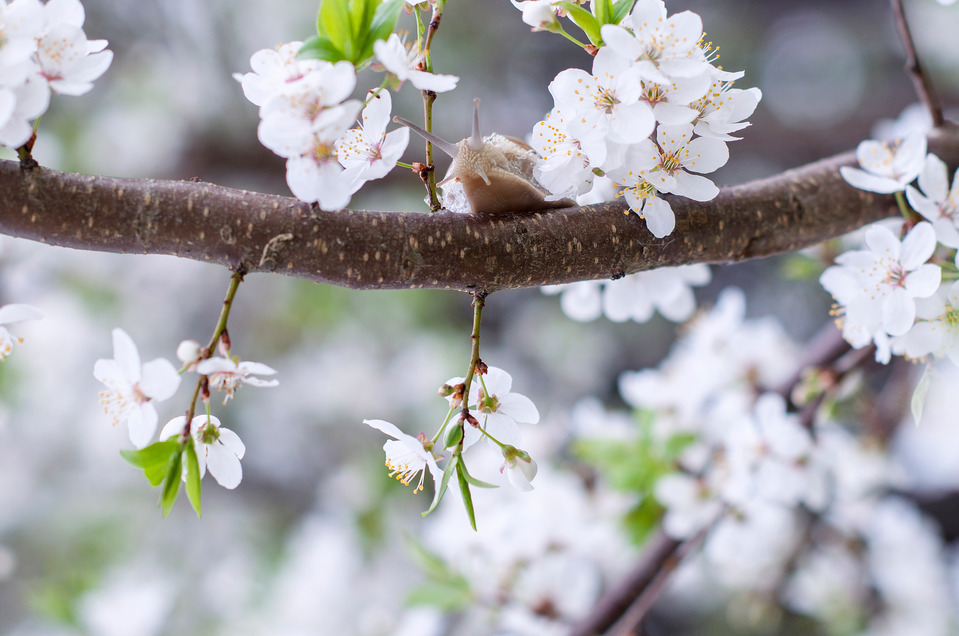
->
364;418;443;494
336;89;409;183
839;134;926;194
905;153;959;248
196;356;279;404
94;328;181;448
447;366;540;449
0;302;42;360
373;34;458;93
160;415;247;489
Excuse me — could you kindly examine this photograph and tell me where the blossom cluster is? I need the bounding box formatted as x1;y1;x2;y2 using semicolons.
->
595;287;954;635
365;365;540;499
529;0;760;238
234;33;458;209
93;328;277;489
0;0;112;148
821;129;959;366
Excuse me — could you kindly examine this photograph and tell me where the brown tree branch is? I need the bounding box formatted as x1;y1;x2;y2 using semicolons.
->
891;0;945;127
2;126;958;294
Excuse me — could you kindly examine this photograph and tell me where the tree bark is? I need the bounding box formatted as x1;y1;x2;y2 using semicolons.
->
2;125;957;293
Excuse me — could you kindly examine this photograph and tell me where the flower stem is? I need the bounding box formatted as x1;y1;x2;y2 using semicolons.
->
181;270;245;435
419;3;445;211
459;292;486;418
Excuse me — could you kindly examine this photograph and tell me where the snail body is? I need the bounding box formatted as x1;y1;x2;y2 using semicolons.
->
394;100;576;215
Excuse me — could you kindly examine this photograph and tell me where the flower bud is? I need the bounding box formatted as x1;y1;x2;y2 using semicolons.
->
438;383;455;397
475;360;488;375
176;339;202;365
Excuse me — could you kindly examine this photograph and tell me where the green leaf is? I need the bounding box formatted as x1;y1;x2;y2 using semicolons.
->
456;462;478;531
368;0;404;47
120;439;180;487
317;0;351;47
622;496;665;544
299;35;346;63
611;0;635;24
592;0;612;24
185;441;202;518
457;458;497;489
423;455;457;517
555;1;602;45
160;450;183;517
911;364;936;426
406;581;474;611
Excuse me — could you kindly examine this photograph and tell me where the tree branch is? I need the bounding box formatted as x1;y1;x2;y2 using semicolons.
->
2;126;958;293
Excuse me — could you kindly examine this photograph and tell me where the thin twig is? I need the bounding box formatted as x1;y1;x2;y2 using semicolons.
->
891;0;945;127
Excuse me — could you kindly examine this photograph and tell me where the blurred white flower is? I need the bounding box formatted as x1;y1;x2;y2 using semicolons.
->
196;356;279;404
161;414;246;489
840;134;926;194
0;302;41;360
94;328;181;448
906;153;959;248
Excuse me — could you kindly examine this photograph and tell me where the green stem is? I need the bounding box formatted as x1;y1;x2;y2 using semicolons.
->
557;25;589;49
181;270;245;436
895;190;912;219
459;292;486;418
419;3;445;211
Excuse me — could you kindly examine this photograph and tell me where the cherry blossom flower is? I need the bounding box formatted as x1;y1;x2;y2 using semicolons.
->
820;222;941;360
500;445;538;491
655;472;723;539
196;356;278;404
601;1;712;85
94;328;181;448
548;47;653;167
839;133;926;194
691;77;763;141
646;123;729;200
364;419;443;494
446;367;540;448
531;107;595;201
905;153;959;248
35;1;113;96
0;0;44;75
543;264;711;323
0;76;48;147
892;281;959;366
336;89;409;183
373;34;458;93
160;415;246;489
232;41;329;110
0;303;42;360
510;0;560;31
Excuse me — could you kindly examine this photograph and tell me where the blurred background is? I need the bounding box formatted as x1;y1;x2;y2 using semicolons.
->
2;1;959;634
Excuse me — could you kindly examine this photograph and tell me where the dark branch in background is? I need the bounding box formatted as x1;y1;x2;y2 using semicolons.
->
2;126;958;293
891;0;945;127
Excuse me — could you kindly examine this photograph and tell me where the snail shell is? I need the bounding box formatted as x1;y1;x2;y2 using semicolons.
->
394;100;576;215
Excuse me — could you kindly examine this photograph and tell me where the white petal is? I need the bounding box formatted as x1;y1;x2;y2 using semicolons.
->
363;418;404;441
0;303;42;324
839;166;904;194
500;392;540;424
111;328;142;383
217;428;246;460
882;289;916;336
484;412;522;447
128;404;158;449
904;264;942;298
643;196;675;238
558;282;603;322
159;416;186;441
139;358;181;401
206;444;243;489
899;222;936;270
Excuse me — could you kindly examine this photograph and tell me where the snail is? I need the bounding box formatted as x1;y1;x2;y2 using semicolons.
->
393;99;576;215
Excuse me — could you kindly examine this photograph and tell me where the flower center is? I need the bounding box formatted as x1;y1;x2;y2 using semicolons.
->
594;88;619;114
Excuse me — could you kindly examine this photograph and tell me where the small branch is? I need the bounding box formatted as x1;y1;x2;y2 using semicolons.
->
569;530;682;636
460;291;487;405
3;127;959;292
891;0;945;127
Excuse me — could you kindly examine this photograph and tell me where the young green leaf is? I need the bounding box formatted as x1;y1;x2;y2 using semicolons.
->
120;439;180;487
185;440;202;518
611;0;635;24
423;455;457;517
457;457;497;489
317;0;352;48
160;450;183;517
555;1;602;45
456;462;478;531
593;0;613;24
299;35;345;63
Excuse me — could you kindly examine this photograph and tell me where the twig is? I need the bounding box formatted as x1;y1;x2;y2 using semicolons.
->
891;0;945;127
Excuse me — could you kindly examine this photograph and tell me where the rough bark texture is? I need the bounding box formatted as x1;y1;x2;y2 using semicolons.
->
2;126;958;293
